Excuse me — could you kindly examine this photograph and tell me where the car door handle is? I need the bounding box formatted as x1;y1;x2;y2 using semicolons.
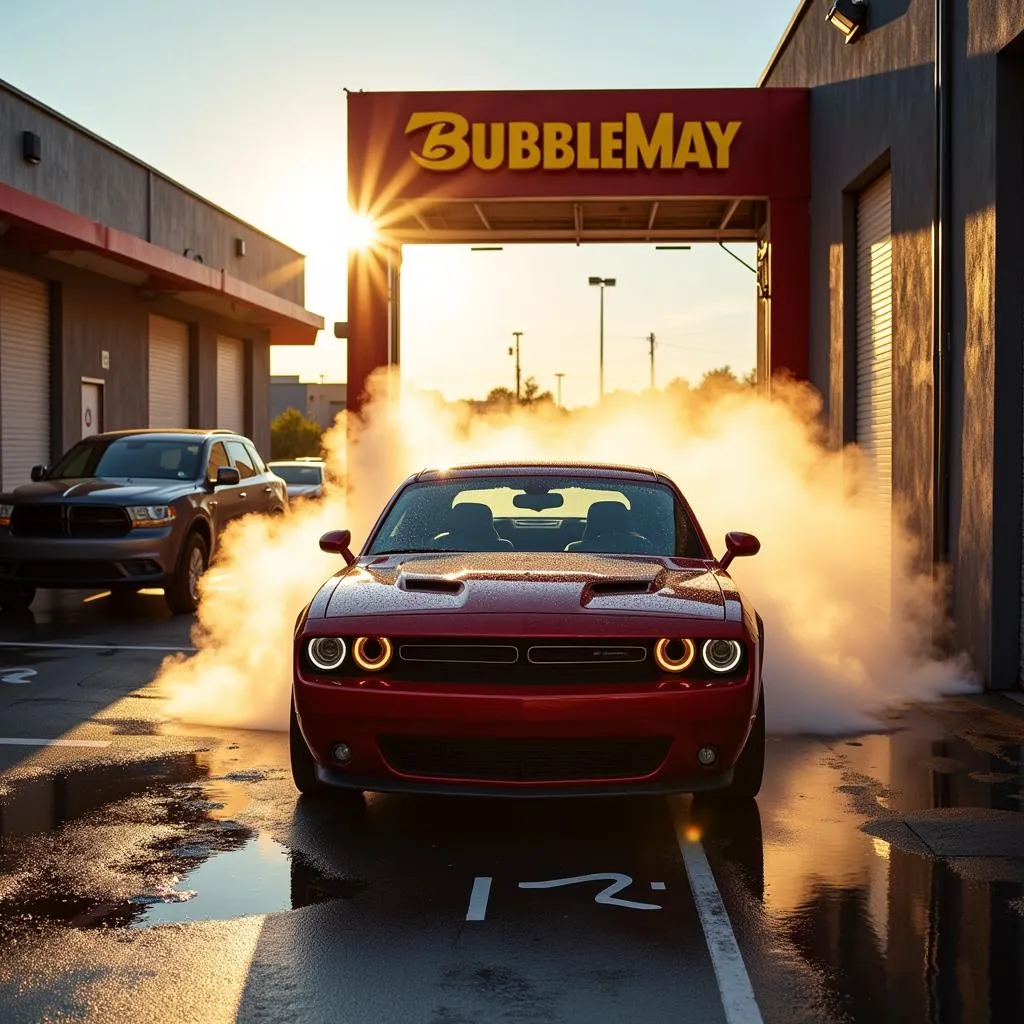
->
263;486;273;493
239;492;247;500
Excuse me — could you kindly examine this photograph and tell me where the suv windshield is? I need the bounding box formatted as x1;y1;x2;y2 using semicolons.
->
367;473;706;558
271;464;324;485
48;437;203;481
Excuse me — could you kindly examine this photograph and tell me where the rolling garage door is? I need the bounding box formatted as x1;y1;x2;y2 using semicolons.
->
0;269;50;492
216;334;245;433
148;315;190;428
855;172;894;615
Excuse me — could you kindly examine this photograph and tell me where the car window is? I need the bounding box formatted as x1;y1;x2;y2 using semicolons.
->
206;442;230;481
245;442;267;473
366;474;705;558
48;437;202;481
270;465;323;485
226;440;256;480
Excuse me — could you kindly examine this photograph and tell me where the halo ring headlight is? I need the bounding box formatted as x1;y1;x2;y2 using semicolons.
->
654;638;696;673
307;636;347;671
352;636;393;672
702;639;743;674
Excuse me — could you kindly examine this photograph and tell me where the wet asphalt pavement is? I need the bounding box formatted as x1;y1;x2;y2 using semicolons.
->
1;592;1023;1023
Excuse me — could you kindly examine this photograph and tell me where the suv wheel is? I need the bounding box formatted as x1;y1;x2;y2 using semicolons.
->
166;532;208;615
0;584;36;613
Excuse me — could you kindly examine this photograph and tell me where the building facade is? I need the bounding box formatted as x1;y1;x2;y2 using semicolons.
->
0;79;321;491
270;375;347;432
762;0;1024;689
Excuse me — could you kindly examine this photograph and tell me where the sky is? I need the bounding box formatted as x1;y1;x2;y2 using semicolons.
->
0;0;800;407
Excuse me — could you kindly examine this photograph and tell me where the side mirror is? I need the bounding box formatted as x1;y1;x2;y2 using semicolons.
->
215;466;241;487
30;465;47;482
719;531;760;571
320;529;356;565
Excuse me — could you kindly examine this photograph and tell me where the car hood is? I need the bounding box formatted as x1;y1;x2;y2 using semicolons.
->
286;484;323;497
312;551;732;623
5;478;195;503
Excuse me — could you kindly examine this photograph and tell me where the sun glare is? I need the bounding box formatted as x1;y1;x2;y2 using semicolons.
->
345;210;379;251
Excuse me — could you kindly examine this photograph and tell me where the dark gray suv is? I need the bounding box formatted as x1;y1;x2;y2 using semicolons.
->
0;429;288;615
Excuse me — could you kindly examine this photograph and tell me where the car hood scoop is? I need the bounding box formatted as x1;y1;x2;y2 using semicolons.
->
320;551;726;621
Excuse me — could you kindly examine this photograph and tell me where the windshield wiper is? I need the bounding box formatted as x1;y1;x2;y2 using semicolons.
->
371;548;464;555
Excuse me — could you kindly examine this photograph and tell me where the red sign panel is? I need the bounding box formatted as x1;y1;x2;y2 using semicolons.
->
347;89;809;208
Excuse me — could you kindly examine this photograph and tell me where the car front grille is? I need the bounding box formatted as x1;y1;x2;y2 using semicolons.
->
11;505;131;539
390;639;655;683
377;735;671;782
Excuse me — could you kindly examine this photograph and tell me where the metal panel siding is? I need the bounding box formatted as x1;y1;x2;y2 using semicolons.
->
0;270;51;491
216;335;245;433
148;315;189;427
855;173;893;611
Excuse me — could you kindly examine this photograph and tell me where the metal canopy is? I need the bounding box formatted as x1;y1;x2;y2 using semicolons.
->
381;196;766;245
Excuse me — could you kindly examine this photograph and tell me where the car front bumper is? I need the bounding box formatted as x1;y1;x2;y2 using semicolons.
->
293;674;760;797
0;528;181;589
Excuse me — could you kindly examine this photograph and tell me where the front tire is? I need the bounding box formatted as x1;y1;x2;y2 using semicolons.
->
165;532;207;615
717;688;765;801
0;583;36;612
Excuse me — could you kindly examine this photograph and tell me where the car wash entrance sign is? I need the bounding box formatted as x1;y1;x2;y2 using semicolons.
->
345;88;810;409
405;112;743;173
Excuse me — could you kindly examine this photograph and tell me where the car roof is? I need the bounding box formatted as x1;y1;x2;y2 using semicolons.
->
413;461;668;483
269;459;324;467
89;428;244;441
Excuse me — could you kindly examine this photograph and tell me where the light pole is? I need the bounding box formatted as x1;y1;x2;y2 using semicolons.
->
588;276;616;399
509;331;523;400
554;372;565;407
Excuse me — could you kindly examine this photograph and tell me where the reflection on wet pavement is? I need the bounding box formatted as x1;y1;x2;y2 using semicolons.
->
0;754;352;935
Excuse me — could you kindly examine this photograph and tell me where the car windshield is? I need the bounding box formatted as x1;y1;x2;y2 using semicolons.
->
272;465;323;485
366;473;707;558
47;437;203;481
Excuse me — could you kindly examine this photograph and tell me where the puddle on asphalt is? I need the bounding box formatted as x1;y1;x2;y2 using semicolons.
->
0;752;364;935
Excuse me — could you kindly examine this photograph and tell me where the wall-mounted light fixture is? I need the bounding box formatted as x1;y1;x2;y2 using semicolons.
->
826;0;868;44
333;321;349;339
21;130;41;165
235;237;246;257
183;248;205;264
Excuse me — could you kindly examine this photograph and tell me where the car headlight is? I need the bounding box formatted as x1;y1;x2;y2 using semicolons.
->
654;638;696;672
127;505;176;528
0;504;12;528
352;636;393;672
701;639;743;673
307;637;347;671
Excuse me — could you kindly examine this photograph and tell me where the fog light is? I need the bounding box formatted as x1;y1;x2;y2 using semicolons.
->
697;746;718;766
331;742;353;765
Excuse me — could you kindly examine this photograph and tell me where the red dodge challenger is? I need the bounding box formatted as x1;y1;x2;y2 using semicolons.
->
291;463;764;801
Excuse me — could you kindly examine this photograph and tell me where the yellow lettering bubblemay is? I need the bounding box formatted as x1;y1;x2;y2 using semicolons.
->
405;111;742;173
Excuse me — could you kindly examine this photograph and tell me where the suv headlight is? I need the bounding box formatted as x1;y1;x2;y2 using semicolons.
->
127;505;176;528
0;504;12;527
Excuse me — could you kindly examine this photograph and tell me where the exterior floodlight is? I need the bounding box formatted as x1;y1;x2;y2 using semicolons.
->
588;276;602;285
826;0;867;43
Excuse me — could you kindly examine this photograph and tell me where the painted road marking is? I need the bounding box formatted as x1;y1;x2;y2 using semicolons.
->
678;834;764;1024
0;737;112;748
0;641;196;653
519;873;662;910
466;876;492;921
650;881;666;890
0;667;37;684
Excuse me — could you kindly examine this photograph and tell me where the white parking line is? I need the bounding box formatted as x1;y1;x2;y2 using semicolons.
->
676;821;764;1024
0;737;111;748
465;876;492;920
0;641;196;653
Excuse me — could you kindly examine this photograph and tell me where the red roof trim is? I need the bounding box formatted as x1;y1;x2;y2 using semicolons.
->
0;182;322;344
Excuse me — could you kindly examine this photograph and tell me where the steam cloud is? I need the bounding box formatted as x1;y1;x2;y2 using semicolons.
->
159;370;975;735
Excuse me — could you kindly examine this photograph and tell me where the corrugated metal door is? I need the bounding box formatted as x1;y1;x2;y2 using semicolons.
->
148;315;190;428
855;172;894;614
0;269;51;491
216;335;245;434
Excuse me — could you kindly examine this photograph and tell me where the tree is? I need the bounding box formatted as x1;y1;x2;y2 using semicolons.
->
521;376;553;405
270;407;323;459
484;386;517;407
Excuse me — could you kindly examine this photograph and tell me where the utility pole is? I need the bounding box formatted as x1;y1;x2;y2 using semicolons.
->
509;331;523;401
646;332;656;390
554;372;565;407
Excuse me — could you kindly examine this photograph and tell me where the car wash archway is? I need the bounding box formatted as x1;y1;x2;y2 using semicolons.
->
345;89;809;410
